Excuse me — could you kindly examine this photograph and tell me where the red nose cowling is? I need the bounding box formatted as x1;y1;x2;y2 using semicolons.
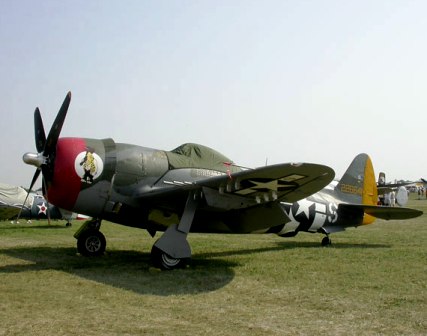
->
47;137;86;211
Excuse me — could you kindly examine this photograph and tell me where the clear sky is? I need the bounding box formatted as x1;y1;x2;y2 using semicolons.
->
1;0;426;188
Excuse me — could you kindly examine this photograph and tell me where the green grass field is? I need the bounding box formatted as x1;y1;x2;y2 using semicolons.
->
1;197;426;335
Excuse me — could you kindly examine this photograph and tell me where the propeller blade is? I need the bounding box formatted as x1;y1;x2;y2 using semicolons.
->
17;169;41;221
29;168;41;192
42;177;51;225
44;91;71;156
34;107;46;153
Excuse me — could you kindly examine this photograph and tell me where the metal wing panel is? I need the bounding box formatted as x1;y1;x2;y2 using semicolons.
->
0;204;21;220
135;163;334;212
198;163;335;209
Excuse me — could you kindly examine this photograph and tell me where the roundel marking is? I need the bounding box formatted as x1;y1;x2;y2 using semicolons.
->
74;151;104;184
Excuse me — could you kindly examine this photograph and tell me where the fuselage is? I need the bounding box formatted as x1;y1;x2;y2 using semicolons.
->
45;137;371;237
47;137;242;231
274;179;374;237
278;186;340;236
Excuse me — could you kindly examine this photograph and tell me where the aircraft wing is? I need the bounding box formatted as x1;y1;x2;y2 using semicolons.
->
339;203;423;220
195;162;335;210
377;182;411;195
144;163;334;211
377;186;394;195
0;204;21;220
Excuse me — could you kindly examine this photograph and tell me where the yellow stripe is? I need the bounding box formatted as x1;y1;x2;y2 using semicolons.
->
362;155;378;225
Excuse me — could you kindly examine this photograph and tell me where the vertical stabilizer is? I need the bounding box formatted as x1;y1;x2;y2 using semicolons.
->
335;153;378;224
378;172;386;187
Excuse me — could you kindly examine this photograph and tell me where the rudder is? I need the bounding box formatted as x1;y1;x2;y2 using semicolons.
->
335;153;378;224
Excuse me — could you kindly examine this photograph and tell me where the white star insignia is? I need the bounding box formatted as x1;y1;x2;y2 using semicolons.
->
294;199;313;219
250;180;282;191
37;202;47;215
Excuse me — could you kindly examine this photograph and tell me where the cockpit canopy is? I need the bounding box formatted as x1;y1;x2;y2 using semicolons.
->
166;143;241;174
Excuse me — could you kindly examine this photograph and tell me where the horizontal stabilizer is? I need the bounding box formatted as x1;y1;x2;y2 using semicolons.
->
339;203;423;220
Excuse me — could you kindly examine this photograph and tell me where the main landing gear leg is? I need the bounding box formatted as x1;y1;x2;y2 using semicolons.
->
74;218;106;256
151;191;199;270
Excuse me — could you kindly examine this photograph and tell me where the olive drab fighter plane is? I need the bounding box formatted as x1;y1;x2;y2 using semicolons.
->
264;153;423;246
22;92;335;269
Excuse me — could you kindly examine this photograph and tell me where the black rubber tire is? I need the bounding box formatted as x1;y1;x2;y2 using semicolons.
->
150;245;188;270
77;230;106;256
321;236;331;246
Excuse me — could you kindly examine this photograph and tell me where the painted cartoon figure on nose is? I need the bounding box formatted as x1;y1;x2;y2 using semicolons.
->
79;148;96;184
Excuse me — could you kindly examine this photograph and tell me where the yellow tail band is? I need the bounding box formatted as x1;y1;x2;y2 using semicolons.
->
362;155;378;225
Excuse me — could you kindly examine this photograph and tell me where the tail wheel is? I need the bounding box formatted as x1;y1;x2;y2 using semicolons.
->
321;236;332;246
150;245;188;270
77;230;106;256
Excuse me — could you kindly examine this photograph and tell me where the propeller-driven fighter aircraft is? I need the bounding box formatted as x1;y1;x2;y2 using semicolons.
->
22;92;335;269
265;153;423;245
377;172;411;206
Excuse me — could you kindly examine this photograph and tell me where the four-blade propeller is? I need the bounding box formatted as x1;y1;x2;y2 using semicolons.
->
19;91;72;222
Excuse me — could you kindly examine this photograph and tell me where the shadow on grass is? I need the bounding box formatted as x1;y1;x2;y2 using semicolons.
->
0;240;391;295
0;246;236;296
195;240;391;259
0;223;70;230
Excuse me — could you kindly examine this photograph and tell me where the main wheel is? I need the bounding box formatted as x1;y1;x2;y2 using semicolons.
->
77;230;106;256
151;245;188;270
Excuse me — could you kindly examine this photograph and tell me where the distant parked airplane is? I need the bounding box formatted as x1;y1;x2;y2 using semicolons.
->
0;182;76;225
377;172;411;206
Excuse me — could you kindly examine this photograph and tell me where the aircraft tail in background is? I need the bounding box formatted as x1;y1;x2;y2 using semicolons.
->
378;172;386;187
